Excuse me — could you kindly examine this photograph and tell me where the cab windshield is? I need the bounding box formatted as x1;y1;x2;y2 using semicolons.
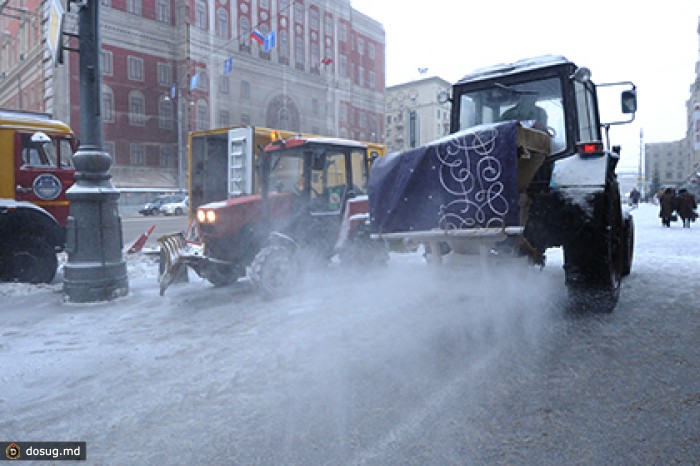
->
458;76;566;154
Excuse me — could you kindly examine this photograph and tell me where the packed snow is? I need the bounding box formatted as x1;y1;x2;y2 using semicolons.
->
1;201;698;463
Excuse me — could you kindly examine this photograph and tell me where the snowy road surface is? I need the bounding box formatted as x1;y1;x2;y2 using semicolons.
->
1;203;698;464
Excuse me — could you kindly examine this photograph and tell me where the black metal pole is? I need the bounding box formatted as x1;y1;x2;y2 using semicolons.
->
63;0;128;303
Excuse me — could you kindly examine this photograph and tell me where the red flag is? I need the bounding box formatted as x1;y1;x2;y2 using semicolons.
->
321;57;333;65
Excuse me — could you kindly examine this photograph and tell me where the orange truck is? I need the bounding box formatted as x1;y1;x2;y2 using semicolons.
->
0;109;78;283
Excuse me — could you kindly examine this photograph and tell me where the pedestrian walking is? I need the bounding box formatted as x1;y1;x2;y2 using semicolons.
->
629;187;641;207
659;188;677;228
676;188;698;228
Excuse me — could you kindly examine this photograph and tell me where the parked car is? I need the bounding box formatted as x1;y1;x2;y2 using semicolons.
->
159;195;189;216
138;194;186;216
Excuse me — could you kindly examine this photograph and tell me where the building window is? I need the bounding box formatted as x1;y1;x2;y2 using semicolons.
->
312;98;319;115
128;91;145;126
195;1;207;29
240;80;250;99
368;42;375;60
278;29;289;63
160;146;175;168
357;37;364;55
219;75;229;95
127;0;141;15
369;70;376;89
194;70;209;91
216;8;229;38
127;56;144;81
156;0;170;22
101;50;113;76
157;62;172;86
339;23;347;41
295;38;304;70
358;66;364;86
309;9;319;29
102;85;114;123
294;1;304;23
159;96;174;130
219;110;230;127
196;100;209;131
339;54;347;77
130;143;145;166
324;16;333;36
241;113;250;125
239;16;251;49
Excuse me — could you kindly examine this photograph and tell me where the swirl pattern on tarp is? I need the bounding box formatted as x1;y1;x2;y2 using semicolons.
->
368;121;520;234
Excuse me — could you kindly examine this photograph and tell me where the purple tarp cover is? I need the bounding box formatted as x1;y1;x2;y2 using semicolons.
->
369;121;520;234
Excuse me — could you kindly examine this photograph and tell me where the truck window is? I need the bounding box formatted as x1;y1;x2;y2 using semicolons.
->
20;133;64;168
575;80;599;142
59;138;76;167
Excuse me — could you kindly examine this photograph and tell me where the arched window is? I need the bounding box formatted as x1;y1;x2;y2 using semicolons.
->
216;8;229;38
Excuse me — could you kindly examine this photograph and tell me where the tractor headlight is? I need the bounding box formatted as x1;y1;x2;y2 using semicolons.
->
197;209;206;223
206;210;217;223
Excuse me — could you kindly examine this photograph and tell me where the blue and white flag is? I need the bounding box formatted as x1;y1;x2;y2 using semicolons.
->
223;57;234;75
263;31;276;52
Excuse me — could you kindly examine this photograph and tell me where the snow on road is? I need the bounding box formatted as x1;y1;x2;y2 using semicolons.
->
1;202;698;463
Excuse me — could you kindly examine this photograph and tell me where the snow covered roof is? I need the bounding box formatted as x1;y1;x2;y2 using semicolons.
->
455;55;573;85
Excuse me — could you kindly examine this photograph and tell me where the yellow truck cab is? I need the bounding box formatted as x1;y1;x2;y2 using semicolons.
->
0;109;78;283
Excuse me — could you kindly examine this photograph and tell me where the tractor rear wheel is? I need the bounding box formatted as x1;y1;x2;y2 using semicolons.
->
249;245;298;299
563;182;623;313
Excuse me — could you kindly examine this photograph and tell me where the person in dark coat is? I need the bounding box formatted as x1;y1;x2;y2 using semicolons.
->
659;188;677;227
629;187;641;207
677;188;698;228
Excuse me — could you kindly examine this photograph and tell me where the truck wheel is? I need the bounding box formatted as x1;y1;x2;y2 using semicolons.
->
563;183;623;313
205;264;241;287
175;208;183;216
338;228;389;267
8;240;58;284
249;245;298;299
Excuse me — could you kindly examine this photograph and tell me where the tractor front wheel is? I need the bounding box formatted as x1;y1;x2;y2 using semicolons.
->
249;245;299;299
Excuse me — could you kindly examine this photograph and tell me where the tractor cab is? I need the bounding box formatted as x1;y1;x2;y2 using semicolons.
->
260;136;371;259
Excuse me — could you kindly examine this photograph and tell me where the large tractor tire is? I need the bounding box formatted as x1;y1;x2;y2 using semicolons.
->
338;227;389;268
563;182;624;313
248;244;299;299
4;239;58;284
621;213;635;277
205;264;241;287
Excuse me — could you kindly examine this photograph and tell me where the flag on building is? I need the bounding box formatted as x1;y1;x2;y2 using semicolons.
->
251;29;265;45
189;73;199;91
223;57;234;75
321;57;333;65
170;83;177;99
263;31;276;52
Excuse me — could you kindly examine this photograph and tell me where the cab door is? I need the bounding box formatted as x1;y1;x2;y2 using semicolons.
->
14;132;76;226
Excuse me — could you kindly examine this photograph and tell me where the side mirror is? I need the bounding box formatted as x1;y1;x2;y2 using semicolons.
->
621;89;637;114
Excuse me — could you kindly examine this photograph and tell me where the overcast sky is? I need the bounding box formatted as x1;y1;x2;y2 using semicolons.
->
351;0;699;173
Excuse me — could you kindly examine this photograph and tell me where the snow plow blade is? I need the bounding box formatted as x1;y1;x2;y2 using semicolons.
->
157;232;192;296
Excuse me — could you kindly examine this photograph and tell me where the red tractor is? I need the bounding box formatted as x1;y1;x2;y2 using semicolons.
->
158;136;385;297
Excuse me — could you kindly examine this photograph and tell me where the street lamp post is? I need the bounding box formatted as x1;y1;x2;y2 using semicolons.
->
63;0;128;303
